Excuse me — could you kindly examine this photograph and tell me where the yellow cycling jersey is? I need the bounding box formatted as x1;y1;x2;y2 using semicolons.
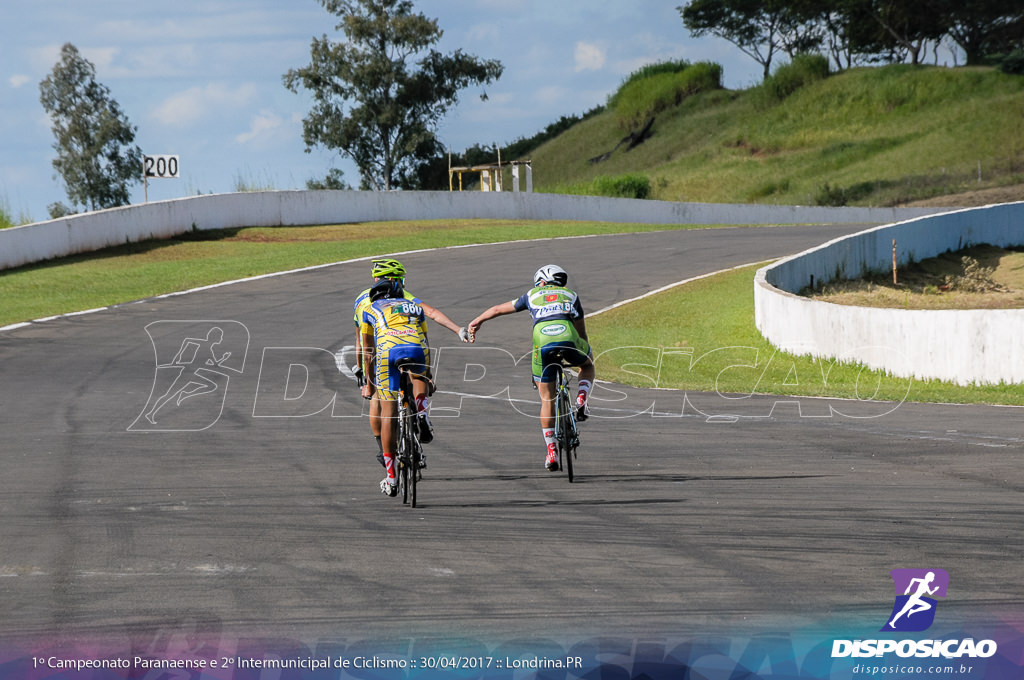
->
354;287;425;336
361;296;428;353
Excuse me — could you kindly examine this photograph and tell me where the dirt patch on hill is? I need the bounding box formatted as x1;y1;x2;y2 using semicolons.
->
805;245;1024;310
814;187;1024;309
899;183;1024;208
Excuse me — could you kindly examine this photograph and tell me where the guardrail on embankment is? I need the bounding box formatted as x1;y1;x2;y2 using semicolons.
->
0;190;947;271
754;202;1024;386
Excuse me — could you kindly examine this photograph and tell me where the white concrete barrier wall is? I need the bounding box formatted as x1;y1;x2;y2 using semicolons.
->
7;189;1014;384
0;190;946;271
755;202;1024;385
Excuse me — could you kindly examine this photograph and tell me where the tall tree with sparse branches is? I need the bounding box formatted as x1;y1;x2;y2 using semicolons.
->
679;0;823;80
39;43;142;215
845;0;946;65
284;0;503;190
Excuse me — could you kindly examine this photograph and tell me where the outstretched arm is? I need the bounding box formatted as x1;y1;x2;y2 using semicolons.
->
420;301;469;340
468;300;519;339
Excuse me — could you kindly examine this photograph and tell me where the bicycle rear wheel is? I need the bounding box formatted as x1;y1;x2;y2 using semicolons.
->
554;369;576;483
400;371;419;507
399;414;410;505
407;418;418;508
561;390;575;483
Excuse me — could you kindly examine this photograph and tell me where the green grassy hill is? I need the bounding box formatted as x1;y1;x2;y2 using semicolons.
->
523;64;1024;207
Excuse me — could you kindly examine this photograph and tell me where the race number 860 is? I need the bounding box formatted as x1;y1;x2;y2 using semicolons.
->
144;155;180;178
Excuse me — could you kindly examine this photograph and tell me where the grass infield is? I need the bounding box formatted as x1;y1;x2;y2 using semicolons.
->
587;263;1023;406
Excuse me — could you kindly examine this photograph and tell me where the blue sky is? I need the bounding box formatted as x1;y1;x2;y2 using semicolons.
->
1;0;764;222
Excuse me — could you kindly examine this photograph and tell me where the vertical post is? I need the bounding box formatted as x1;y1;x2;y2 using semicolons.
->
512;164;520;192
892;238;898;285
495;145;502;192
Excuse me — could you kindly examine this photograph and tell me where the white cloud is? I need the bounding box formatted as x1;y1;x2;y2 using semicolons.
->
33;44;123;71
465;23;500;44
79;46;120;72
29;45;65;73
574;41;606;72
235;110;294;148
9;75;31;88
150;83;259;127
30;43;140;82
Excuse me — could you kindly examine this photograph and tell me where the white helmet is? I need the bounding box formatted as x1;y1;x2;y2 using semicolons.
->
534;264;568;287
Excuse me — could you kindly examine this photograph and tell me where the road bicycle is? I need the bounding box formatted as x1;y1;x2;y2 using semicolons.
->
547;357;581;483
394;362;428;507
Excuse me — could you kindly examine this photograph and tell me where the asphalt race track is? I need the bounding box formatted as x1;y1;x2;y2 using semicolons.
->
1;223;1022;661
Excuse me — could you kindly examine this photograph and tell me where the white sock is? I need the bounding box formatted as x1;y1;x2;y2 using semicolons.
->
576;379;592;406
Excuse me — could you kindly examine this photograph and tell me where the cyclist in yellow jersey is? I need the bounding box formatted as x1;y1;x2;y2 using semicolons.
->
468;264;595;472
355;261;469;495
354;260;425;450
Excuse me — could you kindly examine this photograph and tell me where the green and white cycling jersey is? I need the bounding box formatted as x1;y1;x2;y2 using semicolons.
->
513;284;585;326
513;284;591;381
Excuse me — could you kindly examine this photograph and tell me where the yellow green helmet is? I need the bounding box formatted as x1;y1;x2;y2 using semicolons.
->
371;258;406;279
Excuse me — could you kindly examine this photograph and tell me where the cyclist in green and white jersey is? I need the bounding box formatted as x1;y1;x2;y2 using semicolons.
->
468;264;595;471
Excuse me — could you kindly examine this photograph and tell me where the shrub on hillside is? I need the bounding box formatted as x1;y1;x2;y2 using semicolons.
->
48;202;76;219
612;61;723;130
756;53;830;106
814;182;847;206
591;173;651;199
560;173;652;199
991;51;1024;75
306;168;351;190
607;59;694;108
814;180;877;206
944;256;1007;292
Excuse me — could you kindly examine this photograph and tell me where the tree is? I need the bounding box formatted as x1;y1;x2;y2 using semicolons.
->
843;0;947;65
679;0;823;80
39;43;142;214
306;168;352;190
926;0;1024;64
283;0;503;191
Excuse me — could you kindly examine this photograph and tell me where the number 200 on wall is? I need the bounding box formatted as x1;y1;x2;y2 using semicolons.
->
143;155;180;178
